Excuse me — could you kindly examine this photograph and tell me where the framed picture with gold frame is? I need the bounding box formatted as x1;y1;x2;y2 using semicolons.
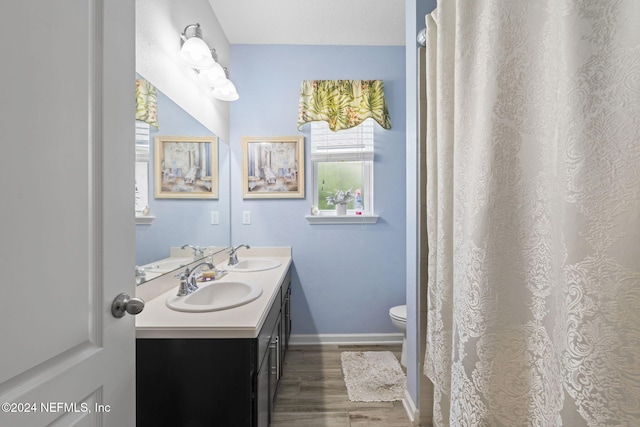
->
154;135;218;199
242;136;305;199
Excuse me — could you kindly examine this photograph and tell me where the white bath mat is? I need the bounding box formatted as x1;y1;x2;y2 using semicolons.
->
340;351;406;402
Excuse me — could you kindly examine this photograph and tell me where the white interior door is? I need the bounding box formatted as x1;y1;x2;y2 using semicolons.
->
0;1;136;426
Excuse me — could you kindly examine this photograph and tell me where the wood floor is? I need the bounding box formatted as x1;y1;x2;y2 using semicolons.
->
271;344;413;427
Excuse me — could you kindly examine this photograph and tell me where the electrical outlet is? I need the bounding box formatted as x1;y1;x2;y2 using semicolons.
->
210;211;219;225
242;211;251;225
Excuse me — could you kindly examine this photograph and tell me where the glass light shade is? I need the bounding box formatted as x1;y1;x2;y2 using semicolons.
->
180;37;214;69
212;79;239;101
197;62;227;87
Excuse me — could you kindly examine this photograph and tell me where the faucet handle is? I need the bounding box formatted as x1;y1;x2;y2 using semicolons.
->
135;266;147;285
187;274;199;293
174;267;190;279
181;244;205;258
175;268;192;297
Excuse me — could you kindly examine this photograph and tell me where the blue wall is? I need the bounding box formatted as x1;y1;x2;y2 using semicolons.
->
135;85;230;266
229;45;406;335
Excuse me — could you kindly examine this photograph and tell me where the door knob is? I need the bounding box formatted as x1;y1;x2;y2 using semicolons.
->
111;293;145;318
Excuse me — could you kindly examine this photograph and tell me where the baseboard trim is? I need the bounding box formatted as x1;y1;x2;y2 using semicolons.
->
402;388;419;425
289;333;404;346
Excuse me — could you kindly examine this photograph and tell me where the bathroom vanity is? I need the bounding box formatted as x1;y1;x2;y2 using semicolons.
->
135;248;292;427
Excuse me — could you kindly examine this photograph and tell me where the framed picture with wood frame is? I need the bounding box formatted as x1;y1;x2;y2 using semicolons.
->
154;135;218;199
241;136;305;199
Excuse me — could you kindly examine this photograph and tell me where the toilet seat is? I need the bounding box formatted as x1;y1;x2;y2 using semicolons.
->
389;305;407;322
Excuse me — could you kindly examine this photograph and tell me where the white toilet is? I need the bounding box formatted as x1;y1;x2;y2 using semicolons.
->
389;305;407;367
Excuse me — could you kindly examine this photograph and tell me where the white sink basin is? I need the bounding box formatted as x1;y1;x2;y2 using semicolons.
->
143;257;193;273
165;281;263;313
225;258;281;272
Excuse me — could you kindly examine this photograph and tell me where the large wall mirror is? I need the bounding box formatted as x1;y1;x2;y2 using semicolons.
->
134;79;231;284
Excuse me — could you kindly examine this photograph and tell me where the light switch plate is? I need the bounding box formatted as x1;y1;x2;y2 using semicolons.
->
210;211;219;225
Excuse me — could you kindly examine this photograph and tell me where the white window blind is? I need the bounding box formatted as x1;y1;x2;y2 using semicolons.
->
135;121;150;161
310;119;374;161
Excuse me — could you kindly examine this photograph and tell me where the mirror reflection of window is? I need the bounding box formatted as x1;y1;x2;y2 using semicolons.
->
135;121;151;216
135;161;149;213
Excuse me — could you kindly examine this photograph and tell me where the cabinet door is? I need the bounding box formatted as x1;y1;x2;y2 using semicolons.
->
137;339;253;426
255;357;269;427
283;286;292;354
269;318;282;417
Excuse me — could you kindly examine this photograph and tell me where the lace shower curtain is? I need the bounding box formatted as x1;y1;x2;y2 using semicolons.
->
423;1;640;426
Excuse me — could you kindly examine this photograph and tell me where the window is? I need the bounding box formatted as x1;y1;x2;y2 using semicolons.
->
311;119;374;215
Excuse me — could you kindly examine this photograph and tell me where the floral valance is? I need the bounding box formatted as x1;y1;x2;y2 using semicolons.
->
135;78;159;129
297;80;392;132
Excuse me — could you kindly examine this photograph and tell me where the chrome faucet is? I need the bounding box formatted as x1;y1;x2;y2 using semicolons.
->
175;261;215;296
181;244;204;258
228;244;250;266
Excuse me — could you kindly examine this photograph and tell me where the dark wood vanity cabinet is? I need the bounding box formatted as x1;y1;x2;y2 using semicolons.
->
258;273;292;425
137;270;291;427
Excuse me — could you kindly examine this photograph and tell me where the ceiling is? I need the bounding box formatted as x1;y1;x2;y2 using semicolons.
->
207;0;406;46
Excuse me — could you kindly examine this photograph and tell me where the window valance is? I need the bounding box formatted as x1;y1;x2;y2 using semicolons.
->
297;80;392;132
136;78;159;129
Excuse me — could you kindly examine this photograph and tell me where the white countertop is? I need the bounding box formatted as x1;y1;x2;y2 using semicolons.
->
135;247;292;339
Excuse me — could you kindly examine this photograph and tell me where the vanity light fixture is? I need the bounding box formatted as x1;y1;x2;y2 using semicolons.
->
212;79;239;101
197;61;227;87
180;23;239;101
210;66;239;101
179;23;215;69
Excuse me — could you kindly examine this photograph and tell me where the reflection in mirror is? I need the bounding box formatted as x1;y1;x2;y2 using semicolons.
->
135;79;230;284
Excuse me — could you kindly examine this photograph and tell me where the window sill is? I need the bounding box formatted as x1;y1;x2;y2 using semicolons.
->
305;214;379;225
135;215;156;225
